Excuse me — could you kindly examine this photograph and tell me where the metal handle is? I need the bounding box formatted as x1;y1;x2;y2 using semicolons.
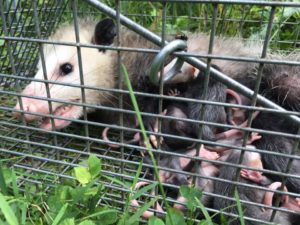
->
149;39;187;85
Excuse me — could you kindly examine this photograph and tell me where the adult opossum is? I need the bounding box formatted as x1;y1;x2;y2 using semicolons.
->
13;17;262;130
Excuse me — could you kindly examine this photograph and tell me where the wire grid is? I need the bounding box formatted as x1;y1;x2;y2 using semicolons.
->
0;0;300;224
0;0;69;88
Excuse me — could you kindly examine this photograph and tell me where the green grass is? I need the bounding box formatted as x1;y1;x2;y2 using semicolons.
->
1;1;300;224
0;155;249;225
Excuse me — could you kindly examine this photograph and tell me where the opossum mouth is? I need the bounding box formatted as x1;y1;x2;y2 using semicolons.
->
39;102;82;130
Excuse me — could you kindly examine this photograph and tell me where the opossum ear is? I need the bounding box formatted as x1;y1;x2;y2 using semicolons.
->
92;18;116;49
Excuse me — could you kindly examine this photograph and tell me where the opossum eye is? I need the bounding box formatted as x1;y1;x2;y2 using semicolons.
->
60;63;73;76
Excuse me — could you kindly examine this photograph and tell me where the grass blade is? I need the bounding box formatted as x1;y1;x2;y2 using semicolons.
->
132;182;157;200
11;169;19;197
131;160;143;192
127;197;159;224
20;203;27;225
195;199;213;225
0;192;19;225
234;188;245;225
103;175;130;189
121;63;174;225
0;165;8;195
51;203;68;225
80;209;118;221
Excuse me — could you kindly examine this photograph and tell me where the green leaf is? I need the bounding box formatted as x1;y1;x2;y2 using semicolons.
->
56;186;72;201
282;7;300;18
179;185;202;211
51;203;68;225
0;39;4;46
78;220;96;225
88;155;101;178
84;186;99;197
74;167;91;185
60;218;75;225
166;208;186;225
0;193;19;225
179;185;189;197
148;216;165;225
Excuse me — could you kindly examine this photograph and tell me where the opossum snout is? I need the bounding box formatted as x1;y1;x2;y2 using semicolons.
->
13;97;50;122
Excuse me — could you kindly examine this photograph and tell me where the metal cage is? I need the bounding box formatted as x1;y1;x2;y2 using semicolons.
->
1;0;300;224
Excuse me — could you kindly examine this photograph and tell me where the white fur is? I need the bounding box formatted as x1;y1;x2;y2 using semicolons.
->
15;19;116;128
37;19;115;109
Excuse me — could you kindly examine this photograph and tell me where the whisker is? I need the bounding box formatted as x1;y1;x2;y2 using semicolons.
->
281;90;289;106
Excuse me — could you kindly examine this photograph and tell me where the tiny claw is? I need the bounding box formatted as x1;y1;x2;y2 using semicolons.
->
168;88;180;97
159;170;171;183
240;169;263;184
247;132;262;144
149;134;158;148
199;144;220;160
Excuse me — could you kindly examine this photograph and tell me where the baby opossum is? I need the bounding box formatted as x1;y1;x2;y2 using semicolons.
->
13;18;263;130
234;64;300;194
184;64;227;142
164;57;300;195
160;64;257;152
213;149;300;225
250;112;300;194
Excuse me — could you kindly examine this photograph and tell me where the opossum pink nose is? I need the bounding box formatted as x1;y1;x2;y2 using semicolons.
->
22;104;40;121
13;101;45;122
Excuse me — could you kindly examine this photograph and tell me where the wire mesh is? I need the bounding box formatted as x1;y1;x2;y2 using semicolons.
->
1;0;300;224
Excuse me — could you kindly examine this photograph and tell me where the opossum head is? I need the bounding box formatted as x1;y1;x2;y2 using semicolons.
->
13;18;117;130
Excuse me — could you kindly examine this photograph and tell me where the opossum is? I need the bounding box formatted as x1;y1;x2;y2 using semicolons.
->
12;17;300;198
234;63;300;194
150;65;245;186
159;64;228;144
184;64;228;142
213;149;300;225
13;17;263;131
249;112;300;194
160;64;260;152
164;57;300;195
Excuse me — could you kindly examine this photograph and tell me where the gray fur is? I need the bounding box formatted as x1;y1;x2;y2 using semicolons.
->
213;150;296;225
